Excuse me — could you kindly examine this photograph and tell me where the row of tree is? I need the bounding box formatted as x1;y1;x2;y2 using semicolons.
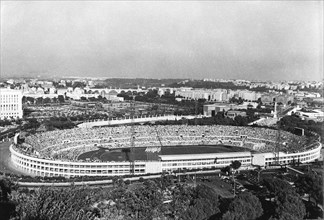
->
2;167;320;220
22;95;66;105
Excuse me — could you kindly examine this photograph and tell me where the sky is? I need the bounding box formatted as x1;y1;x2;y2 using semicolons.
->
1;1;323;81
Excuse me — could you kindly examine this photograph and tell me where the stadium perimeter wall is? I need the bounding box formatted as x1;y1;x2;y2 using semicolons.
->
10;142;322;178
77;115;196;128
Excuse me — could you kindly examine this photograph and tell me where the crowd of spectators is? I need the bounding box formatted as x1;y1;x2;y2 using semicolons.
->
13;124;312;162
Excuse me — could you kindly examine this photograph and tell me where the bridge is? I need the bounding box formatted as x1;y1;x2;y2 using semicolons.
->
77;115;198;128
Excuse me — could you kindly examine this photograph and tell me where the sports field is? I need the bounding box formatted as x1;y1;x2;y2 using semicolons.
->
78;144;252;162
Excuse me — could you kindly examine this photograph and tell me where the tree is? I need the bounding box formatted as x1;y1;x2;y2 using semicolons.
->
72;81;85;89
159;174;174;190
168;184;195;219
257;103;262;109
24;118;40;131
26;97;35;104
0;177;14;202
44;118;75;130
0;177;16;220
229;97;239;104
254;166;263;183
222;192;263;220
22;96;27;104
169;184;220;220
181;184;220;219
88;97;97;102
234;115;248;126
0;119;12;126
263;178;306;220
257;98;262;104
151;105;159;111
107;179;165;219
43;97;51;104
58;95;65;103
231;161;241;171
274;194;306;220
229;161;241;196
36;97;43;104
221;166;232;175
12;186;97;220
15;118;23;126
295;171;323;205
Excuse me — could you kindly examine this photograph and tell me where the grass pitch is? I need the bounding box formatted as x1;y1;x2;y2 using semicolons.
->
78;144;250;162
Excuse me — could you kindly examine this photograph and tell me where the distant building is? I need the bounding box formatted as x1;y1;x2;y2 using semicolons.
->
57;88;67;96
295;101;308;108
210;91;227;101
100;90;124;102
226;110;247;119
237;90;261;101
203;102;256;117
261;94;276;104
88;81;94;87
261;93;294;105
295;109;324;121
237;102;258;109
175;90;210;100
0;88;23;119
275;95;294;105
6;79;15;85
203;103;232;116
36;87;44;94
158;88;175;97
175;89;228;102
73;87;84;95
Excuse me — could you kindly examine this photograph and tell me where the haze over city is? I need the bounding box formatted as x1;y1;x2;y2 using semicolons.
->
1;1;323;81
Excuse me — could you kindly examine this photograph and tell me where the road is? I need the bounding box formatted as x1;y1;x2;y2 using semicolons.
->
0;141;25;175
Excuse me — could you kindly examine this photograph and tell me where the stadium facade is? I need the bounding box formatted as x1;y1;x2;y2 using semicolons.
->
10;126;322;177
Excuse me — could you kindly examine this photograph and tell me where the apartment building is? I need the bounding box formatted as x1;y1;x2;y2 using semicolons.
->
0;88;23;119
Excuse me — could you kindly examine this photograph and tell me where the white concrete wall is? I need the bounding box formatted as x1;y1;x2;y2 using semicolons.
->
77;115;196;128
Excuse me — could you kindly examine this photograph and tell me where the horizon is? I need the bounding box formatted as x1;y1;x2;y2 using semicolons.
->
1;1;323;81
1;76;322;84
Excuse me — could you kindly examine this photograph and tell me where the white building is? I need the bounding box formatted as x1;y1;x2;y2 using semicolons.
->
175;89;228;101
295;109;324;121
237;90;261;101
0;88;23;119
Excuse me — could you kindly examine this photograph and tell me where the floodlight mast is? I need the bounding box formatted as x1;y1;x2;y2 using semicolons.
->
274;101;281;166
154;126;163;148
130;96;135;174
195;99;198;125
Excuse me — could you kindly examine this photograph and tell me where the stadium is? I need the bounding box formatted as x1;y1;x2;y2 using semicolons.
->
10;124;322;177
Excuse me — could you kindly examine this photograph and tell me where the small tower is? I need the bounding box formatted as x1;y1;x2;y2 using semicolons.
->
273;101;277;119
